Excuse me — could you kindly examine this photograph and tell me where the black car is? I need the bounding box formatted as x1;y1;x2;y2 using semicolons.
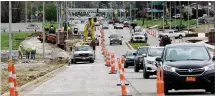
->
109;34;123;45
134;46;149;72
155;43;215;95
123;50;137;68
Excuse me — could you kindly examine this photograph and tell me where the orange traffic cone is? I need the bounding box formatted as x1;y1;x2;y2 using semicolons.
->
157;68;165;96
8;60;15;96
109;53;117;74
105;52;111;67
121;56;125;72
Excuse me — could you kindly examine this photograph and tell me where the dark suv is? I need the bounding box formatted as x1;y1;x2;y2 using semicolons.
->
155;43;215;95
134;46;149;72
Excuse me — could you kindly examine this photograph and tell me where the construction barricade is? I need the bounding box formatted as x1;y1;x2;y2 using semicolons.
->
109;52;117;74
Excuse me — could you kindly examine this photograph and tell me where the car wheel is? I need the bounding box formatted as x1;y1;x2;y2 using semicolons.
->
124;62;129;68
120;42;122;45
90;60;94;63
134;61;140;72
178;35;182;39
143;68;150;79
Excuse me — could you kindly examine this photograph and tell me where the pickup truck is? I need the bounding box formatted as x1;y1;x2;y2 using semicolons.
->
158;30;186;39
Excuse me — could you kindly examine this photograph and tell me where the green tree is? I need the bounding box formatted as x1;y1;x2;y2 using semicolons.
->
45;3;57;21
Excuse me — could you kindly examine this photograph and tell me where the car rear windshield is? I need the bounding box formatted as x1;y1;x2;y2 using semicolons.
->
75;46;92;51
165;46;210;61
126;51;136;56
138;47;148;55
110;34;120;38
148;48;164;57
134;32;144;35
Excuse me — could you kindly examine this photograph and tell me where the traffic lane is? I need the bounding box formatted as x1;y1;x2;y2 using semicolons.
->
104;28;213;96
104;27;157;95
22;46;139;96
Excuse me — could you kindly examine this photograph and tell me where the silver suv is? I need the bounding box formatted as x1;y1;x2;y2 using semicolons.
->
70;45;95;64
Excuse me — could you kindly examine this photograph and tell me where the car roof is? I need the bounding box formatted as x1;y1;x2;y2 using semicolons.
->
165;43;206;48
148;46;164;49
138;46;149;49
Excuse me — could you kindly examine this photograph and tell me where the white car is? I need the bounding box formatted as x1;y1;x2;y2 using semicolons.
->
142;46;164;79
159;29;186;39
114;23;123;29
131;32;147;43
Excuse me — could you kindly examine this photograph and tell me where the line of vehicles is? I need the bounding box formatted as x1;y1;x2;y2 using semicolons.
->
123;43;215;95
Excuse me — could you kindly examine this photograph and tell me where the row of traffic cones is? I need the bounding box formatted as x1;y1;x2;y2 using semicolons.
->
100;29;129;96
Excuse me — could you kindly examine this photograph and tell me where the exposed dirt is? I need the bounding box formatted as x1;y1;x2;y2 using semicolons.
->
1;58;67;95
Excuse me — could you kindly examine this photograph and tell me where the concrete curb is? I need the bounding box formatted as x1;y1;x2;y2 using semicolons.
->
125;42;134;50
1;64;67;96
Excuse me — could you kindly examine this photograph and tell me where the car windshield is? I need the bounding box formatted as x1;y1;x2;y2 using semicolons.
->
110;34;120;38
126;51;136;56
148;48;164;57
138;47;148;55
134;32;144;35
165;46;210;61
75;46;92;51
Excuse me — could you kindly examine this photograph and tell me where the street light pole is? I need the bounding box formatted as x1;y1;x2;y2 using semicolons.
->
42;1;45;59
9;1;12;60
25;1;27;23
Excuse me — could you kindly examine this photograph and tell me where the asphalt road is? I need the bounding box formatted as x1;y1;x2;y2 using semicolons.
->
20;24;214;96
104;24;214;96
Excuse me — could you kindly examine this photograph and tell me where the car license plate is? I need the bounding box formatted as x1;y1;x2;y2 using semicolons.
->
186;76;196;82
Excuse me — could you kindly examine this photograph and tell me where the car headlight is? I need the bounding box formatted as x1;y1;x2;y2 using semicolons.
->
204;64;215;71
147;60;154;64
163;65;176;72
110;39;113;40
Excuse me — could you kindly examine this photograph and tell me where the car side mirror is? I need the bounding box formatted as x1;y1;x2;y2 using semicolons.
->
213;56;215;60
121;36;123;38
133;53;137;56
108;37;110;38
155;57;162;61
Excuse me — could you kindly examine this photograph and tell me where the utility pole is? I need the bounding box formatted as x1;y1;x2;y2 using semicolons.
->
174;1;176;30
170;1;172;29
66;1;68;40
163;1;165;30
9;1;12;60
214;1;215;28
42;1;45;59
130;4;131;20
188;1;190;34
25;1;27;23
179;1;182;31
207;1;210;33
196;1;198;27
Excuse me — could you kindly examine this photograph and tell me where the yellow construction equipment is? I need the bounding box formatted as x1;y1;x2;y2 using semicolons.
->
83;18;96;42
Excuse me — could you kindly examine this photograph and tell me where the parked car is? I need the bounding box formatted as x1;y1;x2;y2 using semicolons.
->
142;46;164;79
70;45;95;64
155;43;215;95
123;50;137;68
131;32;147;43
134;46;149;72
109;34;123;45
108;20;114;24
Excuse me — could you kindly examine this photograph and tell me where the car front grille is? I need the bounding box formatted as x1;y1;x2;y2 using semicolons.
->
79;53;89;57
135;37;143;39
176;68;205;75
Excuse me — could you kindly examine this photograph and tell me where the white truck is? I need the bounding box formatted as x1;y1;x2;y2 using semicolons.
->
158;30;186;39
